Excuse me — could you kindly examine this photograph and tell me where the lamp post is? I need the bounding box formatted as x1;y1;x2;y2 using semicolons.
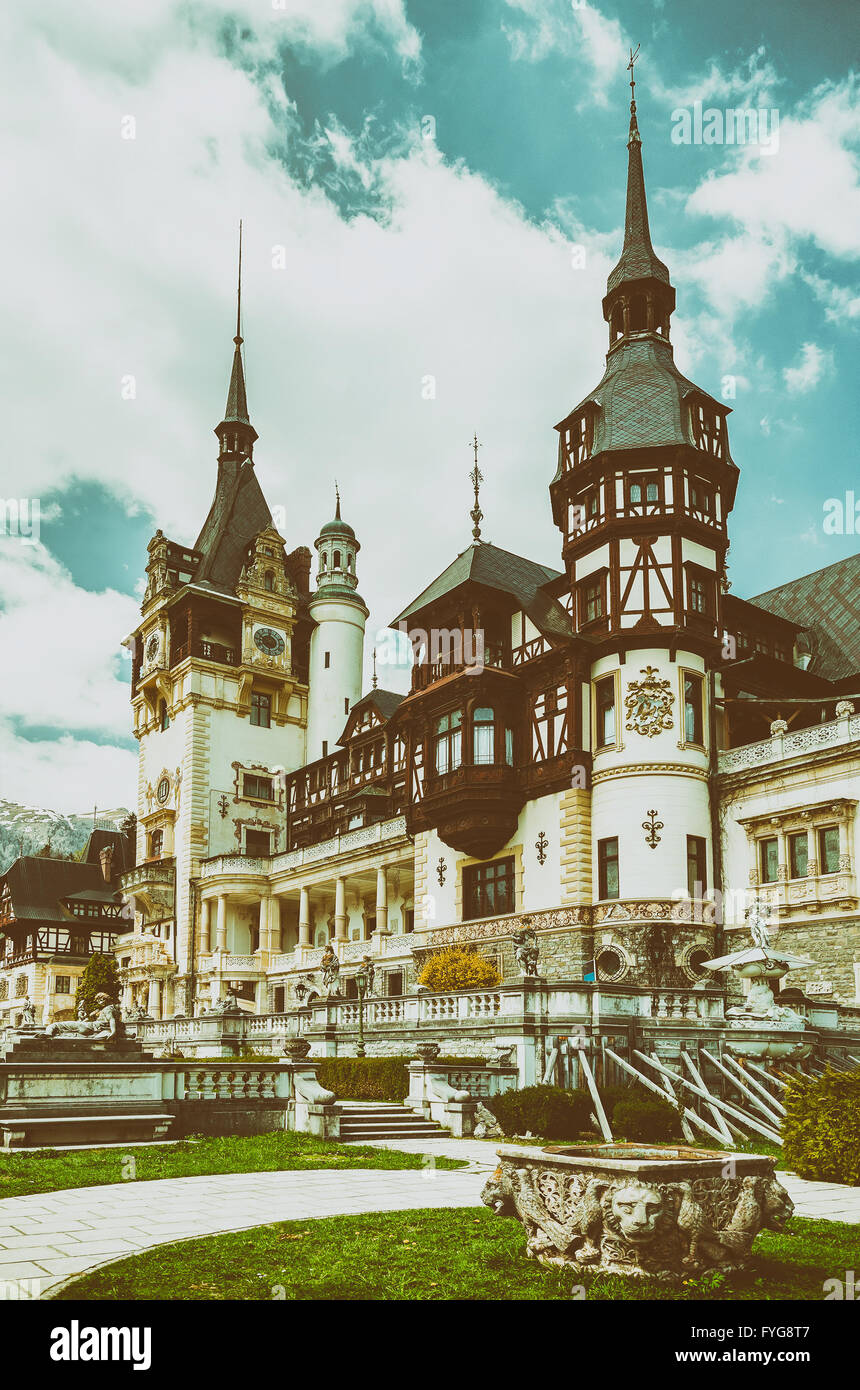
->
355;955;374;1058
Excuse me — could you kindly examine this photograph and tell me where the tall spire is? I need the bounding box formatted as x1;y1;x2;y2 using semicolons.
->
335;481;341;520
469;432;483;543
215;221;257;459
602;50;675;344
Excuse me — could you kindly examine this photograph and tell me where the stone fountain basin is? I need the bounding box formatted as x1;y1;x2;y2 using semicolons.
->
483;1144;793;1281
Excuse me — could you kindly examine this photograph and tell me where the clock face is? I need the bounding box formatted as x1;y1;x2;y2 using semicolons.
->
156;777;170;804
253;627;285;657
145;635;159;663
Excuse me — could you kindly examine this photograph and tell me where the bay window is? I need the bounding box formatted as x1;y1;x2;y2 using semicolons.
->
434;710;462;775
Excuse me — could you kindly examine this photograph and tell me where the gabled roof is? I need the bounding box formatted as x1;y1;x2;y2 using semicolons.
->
193;458;273;593
391;542;571;642
337;688;404;745
750;553;860;683
0;858;119;924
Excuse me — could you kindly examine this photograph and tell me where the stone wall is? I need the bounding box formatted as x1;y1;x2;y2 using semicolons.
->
775;918;860;1007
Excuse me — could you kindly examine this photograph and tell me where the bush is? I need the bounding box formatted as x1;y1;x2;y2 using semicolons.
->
783;1069;860;1185
418;946;501;993
75;952;121;1016
485;1085;592;1140
317;1057;410;1102
612;1095;681;1142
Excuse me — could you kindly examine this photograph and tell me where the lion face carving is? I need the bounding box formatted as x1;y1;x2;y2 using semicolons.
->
607;1183;665;1245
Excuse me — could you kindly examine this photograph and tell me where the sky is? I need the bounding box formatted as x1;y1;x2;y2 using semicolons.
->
1;0;858;812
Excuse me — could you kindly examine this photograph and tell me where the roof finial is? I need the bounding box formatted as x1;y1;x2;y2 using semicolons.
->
335;480;341;520
235;219;243;346
371;647;378;689
626;44;641;144
468;432;483;543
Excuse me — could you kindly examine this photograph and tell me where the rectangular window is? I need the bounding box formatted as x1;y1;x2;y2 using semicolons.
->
386;970;403;997
324;651;331;669
686;835;707;898
580;574;605;625
149;829;163;859
472;707;495;765
597;837;619;900
759;837;779;883
250;692;271;728
628;473;660;507
504;726;514;766
595;675;616;749
689;575;709;614
243;773;273;801
434;710;462;775
463;857;515;921
818;825;840;875
788;832;808;879
344;697;350;714
244;829;271;858
55;975;71;994
683;672;705;745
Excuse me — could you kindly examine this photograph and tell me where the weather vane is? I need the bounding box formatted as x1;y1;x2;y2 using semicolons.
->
627;43;640;110
469;432;483;543
371;647;378;689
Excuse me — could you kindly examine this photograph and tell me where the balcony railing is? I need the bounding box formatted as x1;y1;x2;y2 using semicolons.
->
172;639;238;666
410;644;507;693
718;711;860;775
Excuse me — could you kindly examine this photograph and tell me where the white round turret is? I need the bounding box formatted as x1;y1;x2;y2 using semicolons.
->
306;495;369;761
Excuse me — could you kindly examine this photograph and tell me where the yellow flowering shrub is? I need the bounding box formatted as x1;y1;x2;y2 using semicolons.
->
418;946;501;992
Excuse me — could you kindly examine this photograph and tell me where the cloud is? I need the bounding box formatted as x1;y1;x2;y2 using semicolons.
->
782;342;834;395
655;45;784;111
0;723;138;815
501;0;628;107
801;271;860;325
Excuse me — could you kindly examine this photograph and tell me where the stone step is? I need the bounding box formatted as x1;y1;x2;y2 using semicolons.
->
342;1128;447;1140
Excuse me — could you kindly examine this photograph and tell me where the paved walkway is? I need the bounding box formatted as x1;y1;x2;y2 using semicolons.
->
0;1139;857;1300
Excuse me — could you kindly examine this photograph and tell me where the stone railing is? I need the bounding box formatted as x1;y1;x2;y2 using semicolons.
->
647;990;723;1022
200;855;270;880
718;712;860;775
270;816;408;874
121;858;176;890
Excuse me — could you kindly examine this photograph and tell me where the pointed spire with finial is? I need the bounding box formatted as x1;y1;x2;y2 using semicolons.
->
216;221;258;459
371;647;378;689
335;481;341;521
605;47;672;297
469;432;483;543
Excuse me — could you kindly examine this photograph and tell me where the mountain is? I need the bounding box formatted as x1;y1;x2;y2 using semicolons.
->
0;801;132;874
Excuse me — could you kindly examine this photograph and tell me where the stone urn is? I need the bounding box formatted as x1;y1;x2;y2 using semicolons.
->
482;1144;793;1282
283;1038;312;1062
415;1041;441;1064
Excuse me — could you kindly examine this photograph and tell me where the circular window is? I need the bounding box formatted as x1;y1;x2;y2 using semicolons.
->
685;946;711;981
156;777;170;804
596;947;627;982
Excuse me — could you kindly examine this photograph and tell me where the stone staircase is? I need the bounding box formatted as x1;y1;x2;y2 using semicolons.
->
337;1102;449;1142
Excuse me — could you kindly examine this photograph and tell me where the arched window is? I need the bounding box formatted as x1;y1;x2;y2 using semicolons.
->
264;570;274;592
159;700;169;731
333;550;341;569
321;552;327;571
347;553;354;572
472;707;495;765
434;710;462;775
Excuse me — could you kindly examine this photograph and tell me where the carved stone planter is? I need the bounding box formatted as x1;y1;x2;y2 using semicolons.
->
482;1144;793;1282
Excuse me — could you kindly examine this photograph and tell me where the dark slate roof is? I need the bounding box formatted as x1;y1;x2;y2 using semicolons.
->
83;828;135;875
749;554;860;683
0;858;119;924
223;340;250;424
555;337;730;464
193;458;273;593
606;107;671;294
352;689;404;720
391;542;571;641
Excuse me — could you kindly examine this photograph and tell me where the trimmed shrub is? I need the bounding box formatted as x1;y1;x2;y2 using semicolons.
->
485;1085;592;1140
783;1069;860;1185
317;1057;410;1102
75;952;121;1016
418;946;501;993
612;1094;682;1142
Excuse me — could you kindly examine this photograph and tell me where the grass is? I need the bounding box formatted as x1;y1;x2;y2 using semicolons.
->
0;1131;464;1199
55;1208;856;1302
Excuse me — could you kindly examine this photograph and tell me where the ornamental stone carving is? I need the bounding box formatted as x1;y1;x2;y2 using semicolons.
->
624;667;675;738
482;1148;793;1282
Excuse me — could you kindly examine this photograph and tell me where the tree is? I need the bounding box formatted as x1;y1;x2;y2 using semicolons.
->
417;945;501;993
76;952;121;1016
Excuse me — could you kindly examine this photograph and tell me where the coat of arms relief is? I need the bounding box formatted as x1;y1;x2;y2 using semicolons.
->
624;666;675;737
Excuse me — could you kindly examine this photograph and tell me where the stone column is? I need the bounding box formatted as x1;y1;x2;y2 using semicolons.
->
215;895;228;953
258;895;271;953
147;976;161;1019
335;877;348;942
268;895;281;954
376;866;389;936
299;887;311;947
199;898;210;954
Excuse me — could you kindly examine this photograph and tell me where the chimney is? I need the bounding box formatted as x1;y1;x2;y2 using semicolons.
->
99;845;114;884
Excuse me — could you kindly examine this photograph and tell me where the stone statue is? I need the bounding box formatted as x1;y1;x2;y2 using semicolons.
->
75;997;89;1020
19;998;36;1027
512;924;540;976
321;944;340;995
124;1003;149;1021
745;898;774;953
46;994;121;1042
210;987;242;1016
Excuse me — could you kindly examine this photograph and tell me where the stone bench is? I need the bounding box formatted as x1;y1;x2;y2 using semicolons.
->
0;1110;175;1150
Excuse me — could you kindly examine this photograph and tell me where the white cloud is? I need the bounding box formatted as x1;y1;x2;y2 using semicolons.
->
0;723;137;815
655;45;783;111
501;0;628;107
782;342;833;395
801;271;860;325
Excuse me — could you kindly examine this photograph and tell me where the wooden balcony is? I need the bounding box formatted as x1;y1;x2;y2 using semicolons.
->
409;762;522;859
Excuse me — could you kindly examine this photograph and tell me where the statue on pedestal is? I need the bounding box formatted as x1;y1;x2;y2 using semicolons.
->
321;944;341;996
19;998;36;1027
46;993;121;1041
512;923;540;976
210;987;242;1016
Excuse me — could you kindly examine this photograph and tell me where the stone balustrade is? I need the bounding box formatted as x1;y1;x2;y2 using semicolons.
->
718;712;860;775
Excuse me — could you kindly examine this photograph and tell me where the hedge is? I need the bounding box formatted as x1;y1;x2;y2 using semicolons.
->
485;1085;592;1140
782;1069;860;1185
612;1095;681;1142
317;1057;410;1102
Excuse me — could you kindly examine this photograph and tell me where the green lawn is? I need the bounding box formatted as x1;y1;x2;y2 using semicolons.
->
0;1131;464;1199
55;1209;856;1301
